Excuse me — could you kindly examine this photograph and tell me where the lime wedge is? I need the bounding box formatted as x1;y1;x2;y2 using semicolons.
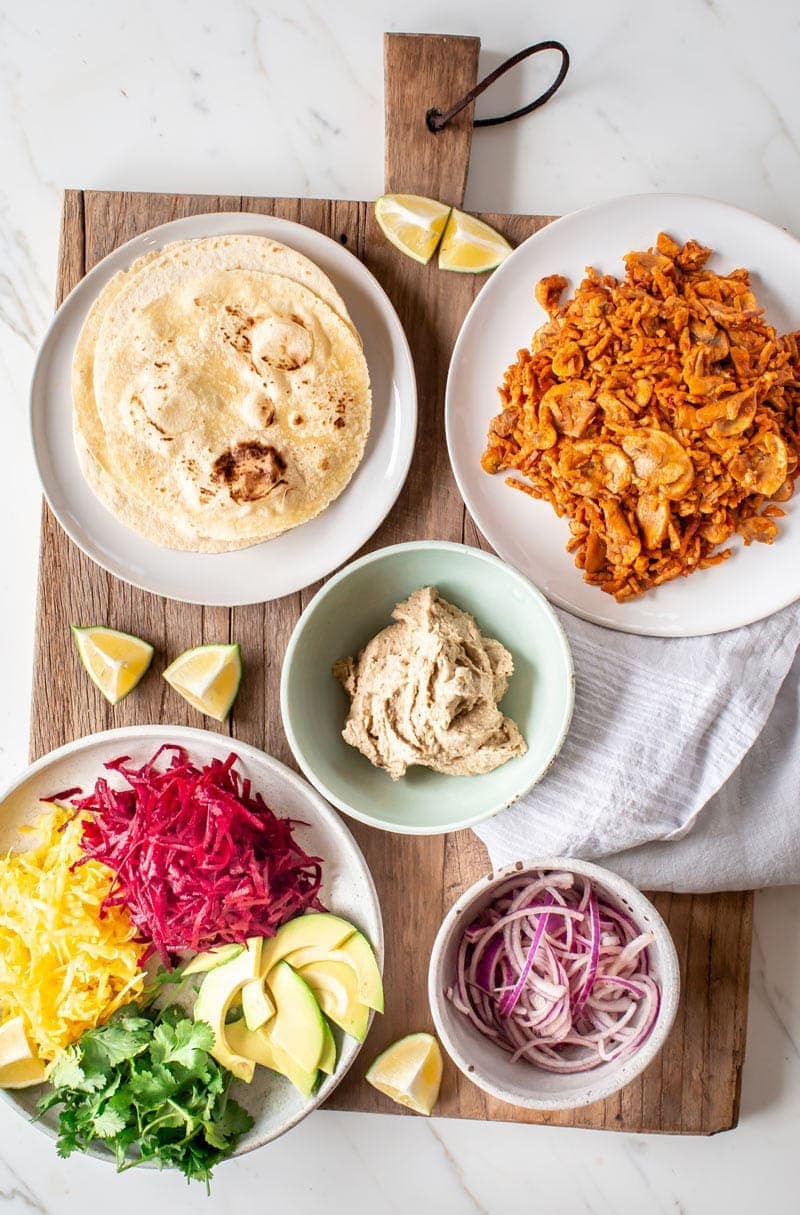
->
375;194;451;265
365;1032;443;1115
71;626;154;705
162;644;242;721
438;208;513;273
0;1056;48;1089
0;1016;47;1089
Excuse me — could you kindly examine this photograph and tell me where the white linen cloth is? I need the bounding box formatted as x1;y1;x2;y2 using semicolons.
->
474;603;800;891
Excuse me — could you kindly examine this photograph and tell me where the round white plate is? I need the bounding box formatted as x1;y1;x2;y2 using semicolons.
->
0;725;383;1160
446;193;800;636
31;212;417;605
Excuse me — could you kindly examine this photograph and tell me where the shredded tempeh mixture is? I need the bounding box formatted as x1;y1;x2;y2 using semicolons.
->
482;233;800;601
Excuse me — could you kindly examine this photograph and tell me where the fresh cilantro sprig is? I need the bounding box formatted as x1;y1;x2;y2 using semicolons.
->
38;1004;253;1188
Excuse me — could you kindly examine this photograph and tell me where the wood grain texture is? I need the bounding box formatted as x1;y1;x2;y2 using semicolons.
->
383;32;479;204
30;32;751;1135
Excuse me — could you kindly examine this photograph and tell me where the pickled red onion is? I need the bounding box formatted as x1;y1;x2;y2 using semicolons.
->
447;871;660;1072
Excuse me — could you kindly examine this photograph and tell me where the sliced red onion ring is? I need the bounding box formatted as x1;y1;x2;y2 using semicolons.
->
447;870;659;1073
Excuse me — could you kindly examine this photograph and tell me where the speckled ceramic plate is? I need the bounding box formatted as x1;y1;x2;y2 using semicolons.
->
0;725;383;1162
281;542;575;834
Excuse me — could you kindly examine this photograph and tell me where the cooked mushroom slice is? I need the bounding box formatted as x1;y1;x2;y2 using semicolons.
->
596;388;635;427
699;516;733;546
737;516;779;545
676;385;757;435
583;528;607;573
535;274;568;315
676;239;711;271
490;408;518;438
730;433;788;497
541;380;597;438
551;340;585;379
529;403;558;451
771;477;795;503
620;428;694;499
708;386;758;438
636;494;671;549
656;232;681;259
600;501;641;566
563;440;632;498
703;297;760;327
623;249;675;278
481;446;505;475
690;318;730;363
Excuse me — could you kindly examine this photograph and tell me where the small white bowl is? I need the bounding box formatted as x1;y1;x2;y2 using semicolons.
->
428;857;680;1111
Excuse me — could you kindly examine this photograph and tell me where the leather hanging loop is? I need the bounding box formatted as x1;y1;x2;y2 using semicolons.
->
426;40;570;133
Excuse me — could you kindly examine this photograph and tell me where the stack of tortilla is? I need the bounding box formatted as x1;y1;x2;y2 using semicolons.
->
72;235;371;552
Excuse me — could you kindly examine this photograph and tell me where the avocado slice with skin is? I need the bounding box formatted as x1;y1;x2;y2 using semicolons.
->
227;1019;319;1098
183;942;245;977
259;913;356;977
340;932;384;1013
298;959;371;1042
265;961;326;1073
194;938;262;1082
241;977;275;1031
286;931;383;1013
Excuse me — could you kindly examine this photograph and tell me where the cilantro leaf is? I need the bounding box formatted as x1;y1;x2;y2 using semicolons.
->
93;1107;127;1139
127;1065;173;1109
82;1014;152;1068
40;1005;252;1187
46;1047;105;1094
151;1017;215;1070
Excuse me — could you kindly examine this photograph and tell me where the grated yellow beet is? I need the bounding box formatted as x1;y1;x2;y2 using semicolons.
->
0;804;145;1060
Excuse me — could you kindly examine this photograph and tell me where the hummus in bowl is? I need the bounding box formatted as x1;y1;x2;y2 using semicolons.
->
280;542;574;835
334;587;527;780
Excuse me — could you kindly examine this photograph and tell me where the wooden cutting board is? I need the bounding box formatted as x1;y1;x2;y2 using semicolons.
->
30;33;752;1134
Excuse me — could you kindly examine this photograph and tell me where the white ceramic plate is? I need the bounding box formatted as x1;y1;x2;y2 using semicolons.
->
0;725;383;1160
31;212;417;605
446;193;800;636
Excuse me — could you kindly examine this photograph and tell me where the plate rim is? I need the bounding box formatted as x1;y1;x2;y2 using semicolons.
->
445;190;800;637
30;210;417;606
0;723;384;1159
280;539;576;835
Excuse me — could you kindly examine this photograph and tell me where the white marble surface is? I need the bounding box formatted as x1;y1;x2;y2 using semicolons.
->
1;0;800;1210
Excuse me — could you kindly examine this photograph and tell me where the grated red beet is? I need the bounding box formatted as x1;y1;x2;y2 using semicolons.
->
73;745;324;965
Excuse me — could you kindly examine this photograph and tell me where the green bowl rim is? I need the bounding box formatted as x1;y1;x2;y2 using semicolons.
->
280;541;576;836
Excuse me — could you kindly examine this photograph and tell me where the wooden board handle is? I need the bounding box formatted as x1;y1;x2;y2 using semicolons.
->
383;32;480;206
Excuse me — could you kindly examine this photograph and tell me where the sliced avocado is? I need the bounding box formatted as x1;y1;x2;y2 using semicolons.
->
318;1020;337;1075
227;1019;319;1099
298;959;371;1042
183;942;245;977
242;977;275;1031
340;931;384;1013
194;938;262;1082
259;913;355;976
265;961;326;1073
286;931;383;1013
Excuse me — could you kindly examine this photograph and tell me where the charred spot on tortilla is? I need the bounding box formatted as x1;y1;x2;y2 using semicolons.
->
256;314;313;371
212;442;288;504
259;397;276;427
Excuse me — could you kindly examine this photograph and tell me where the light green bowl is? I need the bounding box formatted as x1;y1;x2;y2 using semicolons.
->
280;542;575;835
